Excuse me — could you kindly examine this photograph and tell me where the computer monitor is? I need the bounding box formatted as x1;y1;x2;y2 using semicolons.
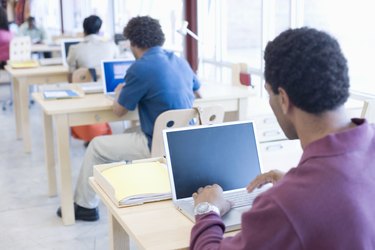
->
60;39;83;65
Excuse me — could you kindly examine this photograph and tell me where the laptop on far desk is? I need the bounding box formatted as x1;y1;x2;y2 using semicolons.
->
163;121;272;232
39;57;63;66
101;59;135;100
60;38;83;66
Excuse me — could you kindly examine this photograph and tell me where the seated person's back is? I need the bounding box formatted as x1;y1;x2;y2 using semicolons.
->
67;15;119;76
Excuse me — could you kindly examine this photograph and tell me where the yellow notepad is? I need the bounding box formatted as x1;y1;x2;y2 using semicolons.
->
95;160;171;206
9;60;39;69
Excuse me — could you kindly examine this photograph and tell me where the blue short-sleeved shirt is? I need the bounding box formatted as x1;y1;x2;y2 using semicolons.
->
117;46;200;149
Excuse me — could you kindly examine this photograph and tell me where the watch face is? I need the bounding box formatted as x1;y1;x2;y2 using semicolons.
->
197;202;210;213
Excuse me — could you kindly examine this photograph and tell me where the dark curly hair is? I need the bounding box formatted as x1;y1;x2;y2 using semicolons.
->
123;16;165;49
83;15;102;35
264;27;349;114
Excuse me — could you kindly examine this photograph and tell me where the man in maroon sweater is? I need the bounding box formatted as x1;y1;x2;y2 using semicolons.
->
190;27;375;249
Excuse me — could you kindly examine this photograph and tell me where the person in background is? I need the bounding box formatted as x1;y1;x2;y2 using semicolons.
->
67;15;119;81
67;15;119;147
18;16;50;58
190;27;375;249
0;7;12;68
56;16;201;221
19;16;46;44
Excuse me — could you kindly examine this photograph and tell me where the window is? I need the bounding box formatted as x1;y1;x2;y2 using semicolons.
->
113;0;184;52
61;0;113;39
304;0;375;93
29;0;61;40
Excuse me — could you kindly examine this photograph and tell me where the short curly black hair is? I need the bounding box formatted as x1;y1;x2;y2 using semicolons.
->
83;15;102;35
123;16;165;49
264;27;349;114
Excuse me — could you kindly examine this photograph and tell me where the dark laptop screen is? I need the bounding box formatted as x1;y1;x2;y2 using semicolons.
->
63;41;80;57
165;122;262;199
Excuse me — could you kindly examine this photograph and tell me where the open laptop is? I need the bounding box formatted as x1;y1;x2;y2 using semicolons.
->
61;38;83;66
101;59;135;99
163;121;272;232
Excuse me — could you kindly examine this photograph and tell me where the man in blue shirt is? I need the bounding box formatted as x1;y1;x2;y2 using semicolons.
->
57;16;201;221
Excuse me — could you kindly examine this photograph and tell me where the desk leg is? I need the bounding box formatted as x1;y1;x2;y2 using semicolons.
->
238;97;249;120
109;213;130;250
43;112;57;197
55;114;75;225
19;79;32;153
12;77;22;139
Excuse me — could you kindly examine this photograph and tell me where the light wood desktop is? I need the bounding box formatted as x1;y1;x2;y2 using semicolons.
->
5;65;69;153
33;84;250;225
89;177;238;250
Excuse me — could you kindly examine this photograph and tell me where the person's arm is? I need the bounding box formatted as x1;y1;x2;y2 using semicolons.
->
190;188;301;249
194;90;202;99
112;83;129;117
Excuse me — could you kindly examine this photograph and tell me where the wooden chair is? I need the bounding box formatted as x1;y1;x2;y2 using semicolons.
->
71;68;111;143
151;105;225;157
9;36;32;62
71;68;93;83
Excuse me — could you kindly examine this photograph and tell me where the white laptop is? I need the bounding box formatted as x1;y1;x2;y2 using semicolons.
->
39;57;63;66
163;121;272;232
101;59;135;99
60;38;83;66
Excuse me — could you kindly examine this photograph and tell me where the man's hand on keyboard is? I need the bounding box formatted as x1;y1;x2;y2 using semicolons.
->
192;184;232;216
247;170;284;193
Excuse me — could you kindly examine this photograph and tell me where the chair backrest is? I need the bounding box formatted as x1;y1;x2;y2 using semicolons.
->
151;105;225;157
72;68;93;83
195;105;225;125
361;99;375;123
9;36;32;61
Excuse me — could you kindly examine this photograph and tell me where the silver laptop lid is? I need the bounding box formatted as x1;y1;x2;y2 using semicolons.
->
101;59;135;94
163;120;263;203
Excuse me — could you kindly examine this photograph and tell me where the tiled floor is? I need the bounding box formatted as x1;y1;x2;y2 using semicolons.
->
0;85;129;250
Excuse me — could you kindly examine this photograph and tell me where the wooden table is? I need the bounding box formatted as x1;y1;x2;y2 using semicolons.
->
33;85;250;225
5;65;69;152
89;177;238;250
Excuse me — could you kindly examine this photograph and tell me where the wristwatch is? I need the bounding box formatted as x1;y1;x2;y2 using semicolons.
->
194;202;220;216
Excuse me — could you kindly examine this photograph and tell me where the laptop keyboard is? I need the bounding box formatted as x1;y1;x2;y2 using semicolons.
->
185;184;272;209
224;190;258;208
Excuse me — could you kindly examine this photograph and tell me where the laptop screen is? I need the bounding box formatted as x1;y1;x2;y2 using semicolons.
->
61;39;82;65
101;59;134;93
164;121;262;199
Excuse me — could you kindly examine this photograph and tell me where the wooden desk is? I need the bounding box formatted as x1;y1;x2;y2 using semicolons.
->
5;65;69;153
33;85;250;225
89;177;237;250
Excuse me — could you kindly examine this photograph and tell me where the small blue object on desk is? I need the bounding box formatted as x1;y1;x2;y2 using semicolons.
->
43;89;80;100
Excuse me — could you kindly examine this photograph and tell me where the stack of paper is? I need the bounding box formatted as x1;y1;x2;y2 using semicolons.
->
94;160;171;207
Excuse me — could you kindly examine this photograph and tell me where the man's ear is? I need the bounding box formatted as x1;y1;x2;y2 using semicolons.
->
278;87;290;115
